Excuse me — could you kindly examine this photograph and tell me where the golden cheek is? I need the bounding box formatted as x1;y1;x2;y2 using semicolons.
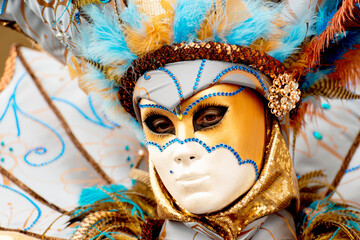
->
193;89;265;168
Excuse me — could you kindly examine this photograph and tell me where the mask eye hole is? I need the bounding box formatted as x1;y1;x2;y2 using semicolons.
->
193;105;228;132
144;115;175;135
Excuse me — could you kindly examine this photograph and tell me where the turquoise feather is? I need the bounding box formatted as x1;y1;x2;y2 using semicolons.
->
173;0;213;43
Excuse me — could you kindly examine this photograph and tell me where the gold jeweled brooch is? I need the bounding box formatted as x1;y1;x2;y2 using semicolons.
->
267;73;301;118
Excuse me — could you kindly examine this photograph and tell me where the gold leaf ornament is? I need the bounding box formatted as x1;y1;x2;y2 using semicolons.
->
267;73;301;118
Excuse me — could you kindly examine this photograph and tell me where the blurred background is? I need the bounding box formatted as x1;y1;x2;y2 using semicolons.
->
0;27;32;76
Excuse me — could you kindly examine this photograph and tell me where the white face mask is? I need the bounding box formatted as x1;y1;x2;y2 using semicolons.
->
140;84;265;214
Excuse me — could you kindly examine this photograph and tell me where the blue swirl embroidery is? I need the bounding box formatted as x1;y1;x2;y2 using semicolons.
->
0;184;41;231
51;96;114;129
183;87;245;115
0;0;7;15
146;138;259;179
0;72;65;167
212;66;267;91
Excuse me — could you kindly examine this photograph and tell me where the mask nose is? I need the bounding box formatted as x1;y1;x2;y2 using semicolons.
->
172;144;201;165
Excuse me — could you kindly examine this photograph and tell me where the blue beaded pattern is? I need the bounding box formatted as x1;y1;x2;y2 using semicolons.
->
144;71;151;80
212;66;267;91
345;165;360;173
138;103;176;115
183;87;245;116
75;12;81;24
321;102;331;110
158;67;184;99
192;59;206;91
0;184;41;230
312;131;323;140
146;138;259;179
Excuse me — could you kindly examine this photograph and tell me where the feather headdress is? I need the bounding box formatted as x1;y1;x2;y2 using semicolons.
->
72;0;360;130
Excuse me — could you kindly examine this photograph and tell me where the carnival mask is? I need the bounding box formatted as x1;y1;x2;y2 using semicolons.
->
140;84;265;214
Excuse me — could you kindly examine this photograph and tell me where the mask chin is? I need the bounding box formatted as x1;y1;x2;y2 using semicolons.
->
148;142;257;214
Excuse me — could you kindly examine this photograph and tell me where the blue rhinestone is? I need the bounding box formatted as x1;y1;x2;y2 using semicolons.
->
202;143;206;147
219;144;223;147
195;82;198;86
0;158;4;162
199;140;203;144
217;92;221;96
1;142;4;146
200;66;204;70
9;147;13;152
313;131;323;140
200;97;204;101
225;93;229;96
211;147;215;151
208;93;212;97
127;156;131;161
130;163;134;168
216;145;219;148
221;92;225;96
196;100;200;103
184;139;188;143
322;103;331;110
170;170;173;174
204;95;208;99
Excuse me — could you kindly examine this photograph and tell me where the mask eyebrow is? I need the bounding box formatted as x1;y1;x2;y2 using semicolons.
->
139;103;176;117
183;86;245;116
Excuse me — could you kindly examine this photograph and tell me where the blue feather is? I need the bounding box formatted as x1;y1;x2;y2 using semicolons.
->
302;198;360;233
302;69;334;91
315;4;338;35
83;5;137;73
79;184;128;205
320;30;360;65
120;0;147;30
226;0;281;46
173;0;213;43
269;4;317;62
78;184;146;220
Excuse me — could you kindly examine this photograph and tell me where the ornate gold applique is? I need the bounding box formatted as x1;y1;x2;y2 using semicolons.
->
267;73;301;118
